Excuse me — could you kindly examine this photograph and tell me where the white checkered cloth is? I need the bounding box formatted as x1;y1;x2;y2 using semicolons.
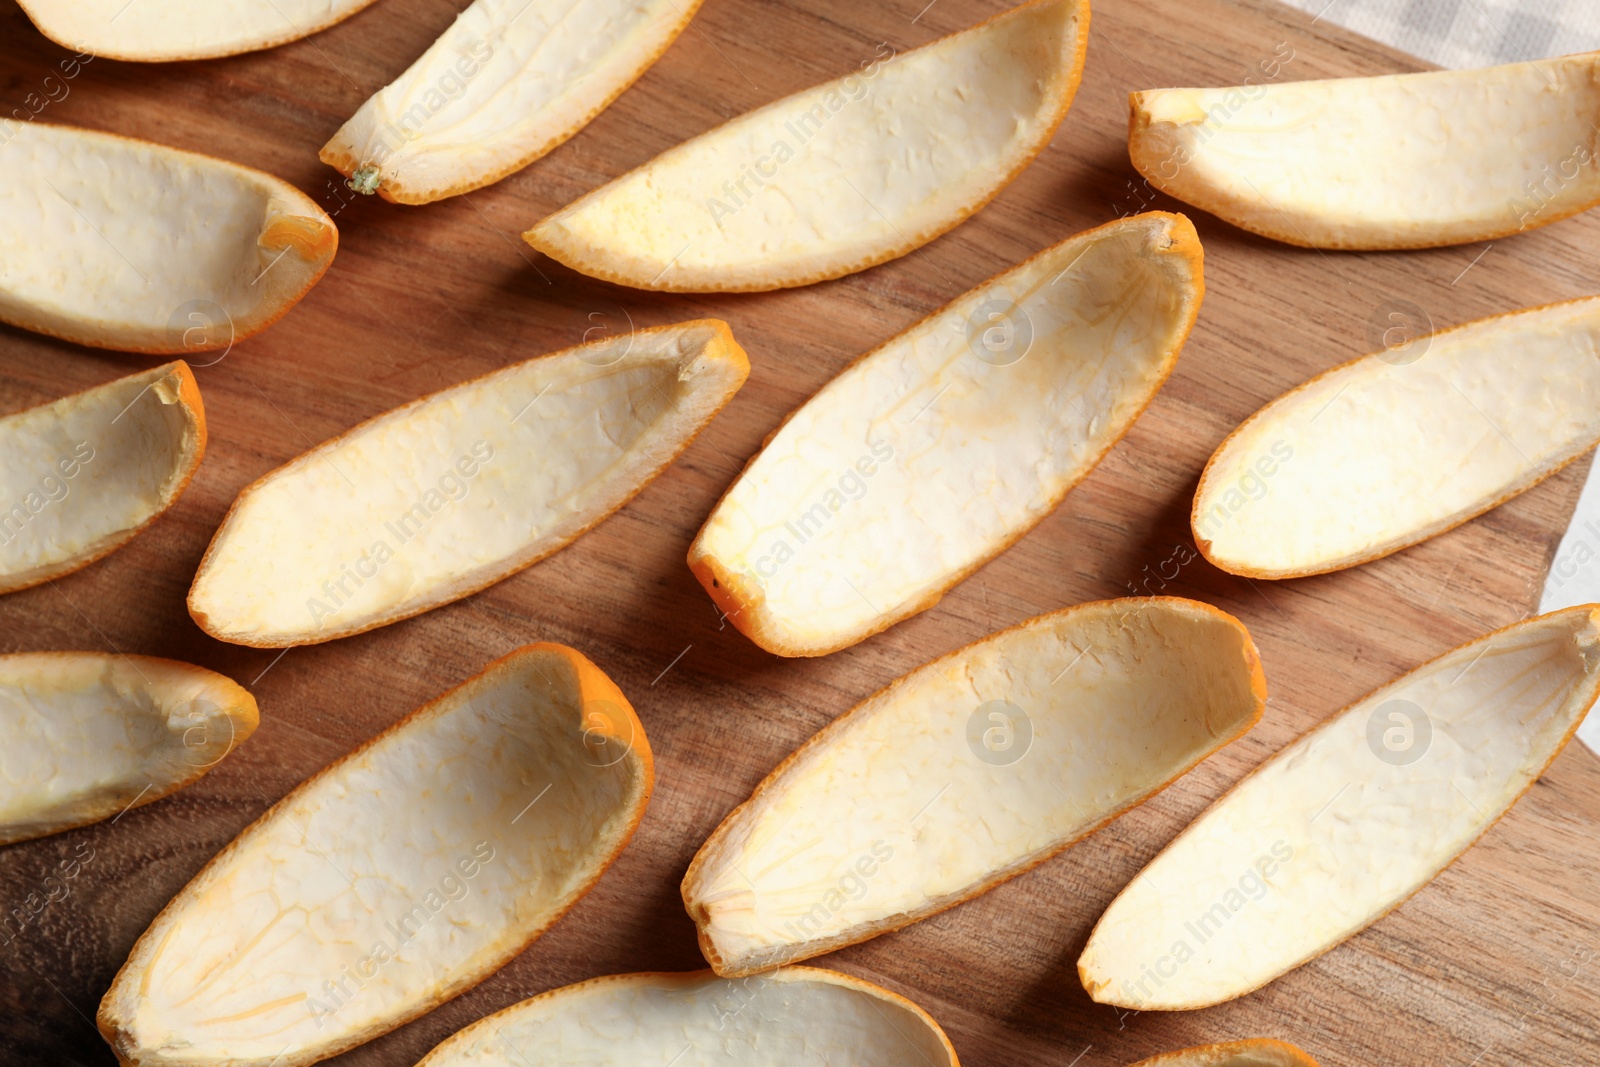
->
1277;0;1600;755
1277;0;1600;68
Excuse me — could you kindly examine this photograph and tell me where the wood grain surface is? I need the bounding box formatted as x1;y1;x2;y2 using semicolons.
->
2;0;1599;1064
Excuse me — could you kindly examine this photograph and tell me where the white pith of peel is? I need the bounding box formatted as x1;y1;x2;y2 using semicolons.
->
1127;1039;1321;1067
1078;606;1600;1012
321;0;704;204
0;653;256;846
524;0;1090;291
683;597;1266;977
415;968;959;1067
0;362;205;595
187;320;748;647
1128;52;1600;249
1193;295;1600;580
15;0;380;62
689;212;1202;657
98;643;653;1067
0;123;337;354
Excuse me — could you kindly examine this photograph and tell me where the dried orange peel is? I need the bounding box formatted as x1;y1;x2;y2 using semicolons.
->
525;0;1090;291
415;968;958;1067
99;644;652;1067
1080;606;1600;1011
0;653;256;846
0;123;336;353
322;0;704;204
189;320;748;646
15;0;380;61
691;212;1202;656
0;362;205;595
1129;52;1600;249
1193;296;1600;579
684;597;1265;976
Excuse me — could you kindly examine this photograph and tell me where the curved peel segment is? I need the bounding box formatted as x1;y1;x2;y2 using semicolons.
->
0;362;205;594
98;644;653;1067
1079;606;1600;1011
524;0;1089;291
0;653;256;845
1127;1039;1320;1067
683;598;1266;976
690;212;1202;657
1193;296;1600;579
0;124;336;353
321;0;704;204
1129;52;1600;249
188;320;749;646
15;0;379;61
415;968;958;1067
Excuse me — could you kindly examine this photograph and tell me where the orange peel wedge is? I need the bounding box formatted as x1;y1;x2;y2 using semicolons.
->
1129;52;1600;249
690;212;1202;656
0;653;256;846
322;0;704;204
415;968;958;1067
15;0;380;61
1193;296;1600;579
188;320;748;647
98;643;653;1067
1079;606;1600;1011
0;362;205;595
0;123;336;353
683;597;1265;976
524;0;1090;291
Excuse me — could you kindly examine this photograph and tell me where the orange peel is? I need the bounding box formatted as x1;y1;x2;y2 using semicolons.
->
0;653;256;846
0;123;335;353
691;213;1202;656
684;597;1265;976
1129;52;1600;249
1194;296;1600;579
322;0;705;204
525;0;1090;291
1080;607;1600;1010
415;968;959;1067
0;362;205;594
99;644;652;1067
189;320;748;646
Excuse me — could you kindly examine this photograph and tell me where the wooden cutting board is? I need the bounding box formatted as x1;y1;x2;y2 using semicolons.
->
2;0;1598;1063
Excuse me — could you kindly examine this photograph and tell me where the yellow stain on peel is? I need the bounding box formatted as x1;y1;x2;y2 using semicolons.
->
260;210;336;258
